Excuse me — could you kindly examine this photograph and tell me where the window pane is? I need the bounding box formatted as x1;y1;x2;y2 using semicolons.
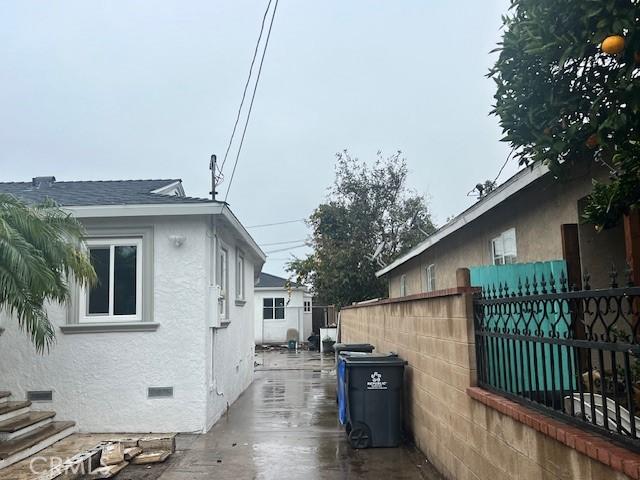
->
275;298;285;307
263;298;273;307
114;245;137;315
275;307;285;319
492;238;504;257
503;229;517;256
263;307;273;319
88;248;110;314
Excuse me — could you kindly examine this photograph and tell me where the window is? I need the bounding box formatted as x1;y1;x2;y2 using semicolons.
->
80;238;142;323
491;228;517;265
304;301;311;312
235;250;245;300
400;274;407;297
426;264;436;292
263;298;285;320
218;247;228;318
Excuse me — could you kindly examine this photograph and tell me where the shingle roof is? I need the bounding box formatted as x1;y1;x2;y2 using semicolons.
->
0;178;217;206
256;272;302;289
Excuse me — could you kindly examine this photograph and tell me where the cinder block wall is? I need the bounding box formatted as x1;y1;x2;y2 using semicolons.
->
340;284;627;479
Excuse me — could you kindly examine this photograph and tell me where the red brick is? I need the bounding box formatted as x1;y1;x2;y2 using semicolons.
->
623;459;640;479
467;387;640;479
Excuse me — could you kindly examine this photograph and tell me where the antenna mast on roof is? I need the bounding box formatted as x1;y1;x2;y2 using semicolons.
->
210;154;224;201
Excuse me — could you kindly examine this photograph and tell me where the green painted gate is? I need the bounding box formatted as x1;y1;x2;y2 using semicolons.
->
470;261;576;398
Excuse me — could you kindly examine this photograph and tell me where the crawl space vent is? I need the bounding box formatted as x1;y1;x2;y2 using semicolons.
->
148;387;174;398
27;390;53;402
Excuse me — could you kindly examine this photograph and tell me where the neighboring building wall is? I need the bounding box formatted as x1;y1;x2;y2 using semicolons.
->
388;172;597;298
577;198;627;290
253;289;311;344
340;273;627;480
0;216;210;433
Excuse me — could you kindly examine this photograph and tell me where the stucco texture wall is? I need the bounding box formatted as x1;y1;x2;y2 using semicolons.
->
0;216;209;432
388;171;597;298
0;214;257;434
205;224;256;430
340;292;627;480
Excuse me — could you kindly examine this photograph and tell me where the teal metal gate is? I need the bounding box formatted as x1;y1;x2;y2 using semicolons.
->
470;261;576;396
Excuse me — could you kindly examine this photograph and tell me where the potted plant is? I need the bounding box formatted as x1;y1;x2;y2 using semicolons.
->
322;336;336;353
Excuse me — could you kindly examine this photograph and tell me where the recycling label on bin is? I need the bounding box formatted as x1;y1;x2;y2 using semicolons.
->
367;371;388;390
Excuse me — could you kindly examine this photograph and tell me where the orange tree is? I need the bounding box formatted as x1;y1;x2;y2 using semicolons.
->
489;0;640;229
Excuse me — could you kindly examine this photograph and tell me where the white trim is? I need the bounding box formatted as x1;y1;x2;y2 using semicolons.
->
64;202;266;263
376;163;549;277
65;202;224;218
150;180;185;196
79;238;143;323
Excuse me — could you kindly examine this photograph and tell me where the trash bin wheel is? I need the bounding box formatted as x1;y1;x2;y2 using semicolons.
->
348;423;371;449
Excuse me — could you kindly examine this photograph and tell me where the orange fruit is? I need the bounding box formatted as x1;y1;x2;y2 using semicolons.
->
601;35;625;55
586;134;599;149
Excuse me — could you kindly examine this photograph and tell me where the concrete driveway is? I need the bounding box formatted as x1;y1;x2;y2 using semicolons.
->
153;349;441;480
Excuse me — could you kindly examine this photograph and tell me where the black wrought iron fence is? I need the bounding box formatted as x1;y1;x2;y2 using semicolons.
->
473;267;640;451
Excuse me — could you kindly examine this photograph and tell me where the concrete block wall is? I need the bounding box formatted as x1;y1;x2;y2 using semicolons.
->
341;281;629;479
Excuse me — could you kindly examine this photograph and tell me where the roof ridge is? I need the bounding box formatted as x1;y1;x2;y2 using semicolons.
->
0;178;181;185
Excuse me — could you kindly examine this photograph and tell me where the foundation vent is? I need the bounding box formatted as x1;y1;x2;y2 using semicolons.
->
148;387;174;399
27;390;53;402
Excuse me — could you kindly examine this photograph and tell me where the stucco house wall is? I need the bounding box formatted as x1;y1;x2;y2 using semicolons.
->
0;213;261;433
205;222;257;430
387;169;599;298
254;288;312;344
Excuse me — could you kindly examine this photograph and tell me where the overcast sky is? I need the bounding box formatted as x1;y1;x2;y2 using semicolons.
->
1;0;517;277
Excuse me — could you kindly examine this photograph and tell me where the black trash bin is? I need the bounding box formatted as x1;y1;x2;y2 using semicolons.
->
334;343;375;364
343;354;406;448
307;333;320;351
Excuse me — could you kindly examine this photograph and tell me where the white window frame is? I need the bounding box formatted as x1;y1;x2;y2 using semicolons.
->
426;264;436;292
491;228;517;265
235;249;245;301
218;246;229;319
303;300;311;313
263;297;285;320
79;238;143;323
400;274;407;297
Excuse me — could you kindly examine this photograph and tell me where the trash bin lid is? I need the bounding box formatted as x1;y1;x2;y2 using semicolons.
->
334;343;375;353
343;353;406;367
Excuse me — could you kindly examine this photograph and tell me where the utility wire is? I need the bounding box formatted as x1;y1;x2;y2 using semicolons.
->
247;218;306;229
466;147;516;197
219;0;273;173
259;239;307;247
224;0;279;202
264;243;308;254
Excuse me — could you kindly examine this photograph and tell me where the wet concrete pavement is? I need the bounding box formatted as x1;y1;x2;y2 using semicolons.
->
153;350;441;480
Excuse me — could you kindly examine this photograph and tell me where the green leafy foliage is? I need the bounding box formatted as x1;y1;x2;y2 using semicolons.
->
287;151;435;307
489;0;640;228
0;194;96;352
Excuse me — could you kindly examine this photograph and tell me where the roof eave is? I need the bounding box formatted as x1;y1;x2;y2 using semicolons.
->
66;202;266;263
375;163;550;277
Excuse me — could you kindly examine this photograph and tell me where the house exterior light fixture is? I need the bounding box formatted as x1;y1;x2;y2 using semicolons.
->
169;235;186;247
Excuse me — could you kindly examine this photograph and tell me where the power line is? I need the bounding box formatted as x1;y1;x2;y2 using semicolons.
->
264;243;308;254
467;147;516;197
224;0;279;202
258;239;307;247
219;0;273;173
247;218;306;229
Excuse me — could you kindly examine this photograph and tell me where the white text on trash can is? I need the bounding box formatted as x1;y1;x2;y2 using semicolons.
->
367;371;388;390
